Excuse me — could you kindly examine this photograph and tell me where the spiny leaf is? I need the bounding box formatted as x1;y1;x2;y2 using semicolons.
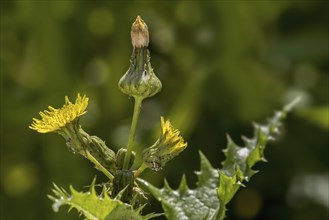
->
138;151;219;220
48;178;161;220
218;167;244;206
139;98;299;220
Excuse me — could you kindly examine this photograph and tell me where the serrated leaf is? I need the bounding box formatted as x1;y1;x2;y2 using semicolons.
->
139;99;298;220
49;178;161;220
139;151;219;220
218;167;244;205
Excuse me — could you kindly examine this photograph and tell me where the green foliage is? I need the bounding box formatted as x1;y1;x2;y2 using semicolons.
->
138;152;220;219
49;178;161;220
2;1;326;219
45;97;297;220
139;100;297;220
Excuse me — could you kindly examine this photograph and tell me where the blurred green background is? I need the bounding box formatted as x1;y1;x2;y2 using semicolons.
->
1;1;328;220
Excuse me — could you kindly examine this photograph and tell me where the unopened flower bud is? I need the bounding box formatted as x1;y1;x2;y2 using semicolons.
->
116;148;135;170
112;169;134;203
131;15;149;48
118;16;162;99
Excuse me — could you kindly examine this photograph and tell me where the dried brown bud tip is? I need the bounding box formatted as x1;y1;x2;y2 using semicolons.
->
131;15;149;48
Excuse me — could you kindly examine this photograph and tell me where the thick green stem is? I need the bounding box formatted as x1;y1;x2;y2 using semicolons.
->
123;97;143;170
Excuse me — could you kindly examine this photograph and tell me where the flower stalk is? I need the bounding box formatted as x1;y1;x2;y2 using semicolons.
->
119;16;162;170
123;97;143;170
85;150;114;181
134;163;148;177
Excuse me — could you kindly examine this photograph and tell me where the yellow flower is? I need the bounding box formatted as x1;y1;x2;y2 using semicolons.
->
142;117;188;171
29;94;89;133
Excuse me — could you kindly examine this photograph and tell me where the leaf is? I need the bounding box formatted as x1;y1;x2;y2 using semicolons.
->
138;152;220;220
48;178;161;220
139;98;299;220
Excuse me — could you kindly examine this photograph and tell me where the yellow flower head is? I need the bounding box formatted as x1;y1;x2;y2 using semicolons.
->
29;94;89;133
159;117;187;155
142;117;188;171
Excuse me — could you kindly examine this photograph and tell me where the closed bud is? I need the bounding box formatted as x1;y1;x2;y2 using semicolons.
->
112;169;134;203
118;16;162;99
131;15;149;48
116;148;135;170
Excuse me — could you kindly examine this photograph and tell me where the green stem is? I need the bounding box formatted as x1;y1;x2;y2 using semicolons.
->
85;150;114;181
123;97;143;170
134;163;148;177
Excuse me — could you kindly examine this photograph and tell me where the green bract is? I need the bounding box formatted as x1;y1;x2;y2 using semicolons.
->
118;47;162;99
